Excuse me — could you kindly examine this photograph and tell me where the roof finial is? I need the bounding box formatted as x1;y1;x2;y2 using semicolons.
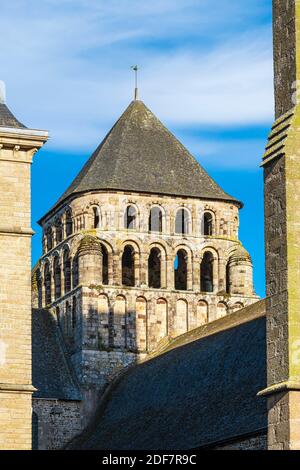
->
0;81;6;104
131;65;139;100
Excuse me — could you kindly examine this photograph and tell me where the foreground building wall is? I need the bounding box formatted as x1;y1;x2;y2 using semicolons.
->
0;89;48;449
260;0;300;451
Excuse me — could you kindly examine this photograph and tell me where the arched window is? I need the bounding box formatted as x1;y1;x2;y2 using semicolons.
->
72;254;79;288
100;243;109;285
44;262;51;305
201;252;214;293
66;210;73;236
55;218;63;244
174;249;188;291
36;268;42;308
149;207;162;232
63;249;71;293
124;205;136;230
72;297;77;330
203;212;213;236
175;209;189;234
56;306;61;323
53;256;61;300
46;227;53;252
148;248;161;288
122;245;135;286
66;301;71;335
93;207;100;229
226;262;230;294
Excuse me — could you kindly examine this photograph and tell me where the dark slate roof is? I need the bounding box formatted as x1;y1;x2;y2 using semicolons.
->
0;103;26;128
70;301;267;450
32;309;82;401
47;100;240;217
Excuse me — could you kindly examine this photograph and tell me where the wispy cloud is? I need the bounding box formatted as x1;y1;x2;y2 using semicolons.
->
0;0;273;167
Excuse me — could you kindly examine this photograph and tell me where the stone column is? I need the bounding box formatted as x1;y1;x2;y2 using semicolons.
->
51;266;55;301
193;255;201;291
161;252;167;289
187;254;193;290
212;257;219;293
113;251;121;286
218;257;227;292
139;251;147;286
61;264;65;298
258;0;300;450
0;87;48;450
166;255;174;290
134;252;140;287
108;251;114;286
78;236;102;286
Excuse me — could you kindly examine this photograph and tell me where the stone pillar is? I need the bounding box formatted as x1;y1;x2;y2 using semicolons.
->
134;252;140;287
187;254;193;291
192;255;200;292
108;251;114;286
212;257;218;293
161;251;167;289
0;86;48;449
140;251;147;286
227;248;254;297
166;255;174;290
218;258;227;292
78;236;102;286
258;0;300;450
61;265;65;297
51;265;55;301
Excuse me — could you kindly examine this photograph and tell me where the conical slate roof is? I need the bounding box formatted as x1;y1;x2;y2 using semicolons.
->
0;103;26;129
51;100;240;214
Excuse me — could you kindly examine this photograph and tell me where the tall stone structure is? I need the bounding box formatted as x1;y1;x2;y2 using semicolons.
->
0;83;48;450
33;98;258;427
260;0;300;451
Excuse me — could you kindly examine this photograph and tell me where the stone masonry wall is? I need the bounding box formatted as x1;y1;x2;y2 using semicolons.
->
33;399;82;450
273;0;297;118
263;0;300;450
0;135;46;449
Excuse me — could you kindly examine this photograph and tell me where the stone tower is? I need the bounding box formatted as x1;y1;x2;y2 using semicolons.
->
0;83;48;450
33;98;258;422
260;0;300;451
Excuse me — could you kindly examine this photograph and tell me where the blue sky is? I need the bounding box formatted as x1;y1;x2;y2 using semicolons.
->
1;0;273;297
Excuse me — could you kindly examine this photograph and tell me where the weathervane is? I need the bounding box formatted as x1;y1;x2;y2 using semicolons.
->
131;65;139;100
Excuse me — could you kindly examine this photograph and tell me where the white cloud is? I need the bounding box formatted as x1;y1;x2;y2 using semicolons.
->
0;0;273;166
